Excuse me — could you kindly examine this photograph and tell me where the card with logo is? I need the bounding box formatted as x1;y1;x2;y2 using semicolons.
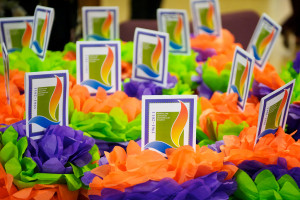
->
25;70;69;140
82;6;119;41
247;13;281;70
132;28;169;87
255;80;295;145
142;95;197;154
0;17;33;53
157;9;190;55
2;43;10;104
76;41;121;95
227;46;254;111
190;0;222;37
30;6;54;60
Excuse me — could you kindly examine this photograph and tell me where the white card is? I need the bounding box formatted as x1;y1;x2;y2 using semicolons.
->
76;41;121;95
157;9;191;55
190;0;222;37
255;80;295;145
82;6;119;41
227;46;254;111
142;95;197;154
132;28;169;87
30;5;55;60
1;43;10;105
0;16;33;53
25;70;69;140
247;13;281;70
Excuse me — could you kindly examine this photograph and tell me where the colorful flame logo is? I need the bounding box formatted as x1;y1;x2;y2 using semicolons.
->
151;36;162;73
40;13;48;47
275;89;288;127
174;14;183;45
81;46;114;91
258;29;274;56
207;2;214;29
49;76;62;121
102;11;112;39
28;75;62;128
239;59;249;96
101;46;114;85
22;22;32;48
171;101;188;147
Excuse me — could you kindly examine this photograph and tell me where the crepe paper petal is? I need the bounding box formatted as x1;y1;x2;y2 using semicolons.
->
88;140;237;195
287;103;300;140
89;171;237;200
207;140;224;153
123;73;177;100
198;92;259;141
192;47;217;62
190;29;238;54
70;85;141;122
121;61;132;80
196;81;214;99
253;62;285;91
251;78;274;100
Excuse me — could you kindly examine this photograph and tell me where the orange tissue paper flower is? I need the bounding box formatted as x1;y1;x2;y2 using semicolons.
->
88;140;238;196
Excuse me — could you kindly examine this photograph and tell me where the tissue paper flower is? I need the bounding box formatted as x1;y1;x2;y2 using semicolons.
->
234;169;300;200
123;73;178;100
198;92;259;142
70;108;141;143
221;126;300;169
0;121;100;191
251;63;285;100
88;141;238;196
89;171;237;200
0;161;83;200
70;85;141;122
0;76;25;125
190;29;238;55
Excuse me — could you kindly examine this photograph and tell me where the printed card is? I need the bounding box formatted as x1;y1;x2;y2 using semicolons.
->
0;16;33;53
190;0;222;37
142;95;197;154
132;28;169;87
25;70;69;140
157;9;191;55
30;6;55;60
76;41;121;95
247;13;281;69
227;46;254;111
1;43;10;104
255;80;295;144
82;6;119;41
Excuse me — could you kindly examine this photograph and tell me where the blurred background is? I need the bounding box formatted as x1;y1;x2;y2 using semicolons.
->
0;0;297;71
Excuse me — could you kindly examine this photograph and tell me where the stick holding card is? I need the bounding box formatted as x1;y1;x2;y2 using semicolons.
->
227;46;255;111
255;80;295;145
1;43;10;105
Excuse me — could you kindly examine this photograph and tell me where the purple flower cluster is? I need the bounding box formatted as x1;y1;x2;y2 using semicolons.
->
251;79;274;101
123;73;178;100
193;48;217;62
25;125;95;174
286;103;300;140
192;66;214;99
89;171;237;200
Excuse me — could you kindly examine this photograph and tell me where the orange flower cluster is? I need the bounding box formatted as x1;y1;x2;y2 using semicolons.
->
89;141;237;196
199;92;260;139
70;85;141;121
221;126;300;169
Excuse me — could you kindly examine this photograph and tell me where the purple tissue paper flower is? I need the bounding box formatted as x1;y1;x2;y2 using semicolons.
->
286;103;300;140
193;48;217;62
89;171;237;200
193;66;214;99
25;125;95;174
293;51;300;73
0;119;26;138
251;79;274;101
123;73;177;100
208;140;224;153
